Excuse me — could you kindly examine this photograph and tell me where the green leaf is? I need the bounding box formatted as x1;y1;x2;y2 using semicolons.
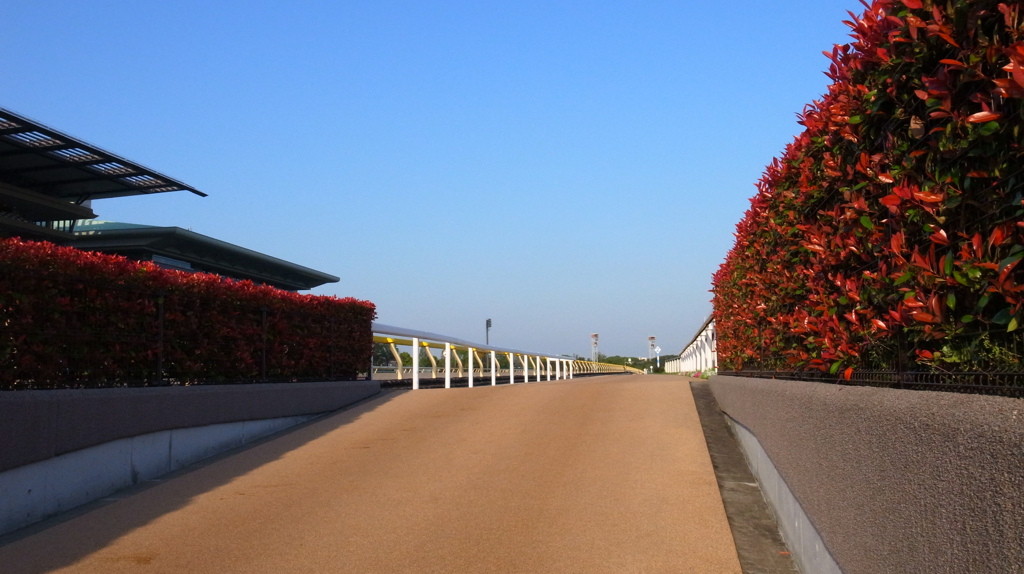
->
953;270;967;285
1009;317;1019;332
961;315;974;323
978;121;1000;136
944;254;954;276
830;361;842;375
849;115;864;124
895;272;913;285
977;294;991;311
859;215;874;230
999;251;1024;272
946;292;956;310
839;296;849;305
992;308;1012;325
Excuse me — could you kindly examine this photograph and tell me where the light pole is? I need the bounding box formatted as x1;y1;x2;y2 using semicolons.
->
591;333;599;362
486;318;492;345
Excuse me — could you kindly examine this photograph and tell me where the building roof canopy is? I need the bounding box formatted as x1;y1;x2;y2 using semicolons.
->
0;107;205;202
73;221;340;291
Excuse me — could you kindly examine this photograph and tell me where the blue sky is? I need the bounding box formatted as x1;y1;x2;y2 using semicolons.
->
4;1;864;358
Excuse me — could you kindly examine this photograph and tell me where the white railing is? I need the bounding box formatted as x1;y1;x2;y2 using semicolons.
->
665;317;716;374
372;322;641;389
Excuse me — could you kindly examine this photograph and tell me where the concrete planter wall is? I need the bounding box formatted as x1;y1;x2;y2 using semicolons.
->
0;381;380;536
710;375;1024;574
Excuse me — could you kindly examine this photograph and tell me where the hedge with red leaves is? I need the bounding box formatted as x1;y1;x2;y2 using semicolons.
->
0;237;376;389
713;0;1024;375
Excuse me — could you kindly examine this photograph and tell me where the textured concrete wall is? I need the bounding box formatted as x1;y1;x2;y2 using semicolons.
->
0;381;380;473
710;375;1024;574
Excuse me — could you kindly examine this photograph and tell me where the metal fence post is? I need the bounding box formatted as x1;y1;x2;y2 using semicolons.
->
329;317;336;381
156;292;165;385
261;307;268;382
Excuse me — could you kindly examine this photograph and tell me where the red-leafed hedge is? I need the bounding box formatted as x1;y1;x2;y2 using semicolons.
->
0;237;376;389
713;0;1024;375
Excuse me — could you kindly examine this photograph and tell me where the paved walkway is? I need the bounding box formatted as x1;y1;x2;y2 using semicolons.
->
1;375;742;573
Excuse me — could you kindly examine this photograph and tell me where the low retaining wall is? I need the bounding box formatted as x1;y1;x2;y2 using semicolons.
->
0;381;380;473
0;381;380;536
709;375;1024;574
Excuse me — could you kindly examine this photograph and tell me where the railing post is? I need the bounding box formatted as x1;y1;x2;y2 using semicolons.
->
508;352;515;384
491;351;496;386
412;337;420;390
468;347;474;388
444;342;452;389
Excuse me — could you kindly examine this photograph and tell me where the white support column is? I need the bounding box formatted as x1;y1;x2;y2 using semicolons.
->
536;356;541;382
508;353;515;384
556;359;562;380
468;348;474;388
521;354;529;383
412;337;420;390
569;360;574;379
444;342;452;388
546;358;552;381
491;351;496;386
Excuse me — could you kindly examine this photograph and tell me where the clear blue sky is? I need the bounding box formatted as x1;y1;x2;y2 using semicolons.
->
4;1;863;358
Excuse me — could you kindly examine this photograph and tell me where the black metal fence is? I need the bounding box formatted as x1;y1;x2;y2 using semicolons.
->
720;328;1024;397
717;369;1024;397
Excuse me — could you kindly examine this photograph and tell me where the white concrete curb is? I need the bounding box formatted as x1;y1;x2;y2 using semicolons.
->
725;414;842;574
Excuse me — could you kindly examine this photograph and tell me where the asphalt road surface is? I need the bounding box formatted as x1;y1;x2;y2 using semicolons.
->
1;375;742;573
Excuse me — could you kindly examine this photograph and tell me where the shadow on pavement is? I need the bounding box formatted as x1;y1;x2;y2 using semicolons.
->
0;389;407;573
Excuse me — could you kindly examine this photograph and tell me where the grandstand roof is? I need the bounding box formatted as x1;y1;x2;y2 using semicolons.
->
0;106;205;202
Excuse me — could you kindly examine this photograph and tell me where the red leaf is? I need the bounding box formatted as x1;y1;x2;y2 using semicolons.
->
967;111;1001;123
939;59;966;69
904;296;926;308
912;311;939;324
843;367;854;381
871;319;888;331
990;226;1006;249
880;194;901;207
878;173;894;183
902;0;923;7
930;228;949;245
913;190;945;203
1003;57;1024;90
937;33;961;48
